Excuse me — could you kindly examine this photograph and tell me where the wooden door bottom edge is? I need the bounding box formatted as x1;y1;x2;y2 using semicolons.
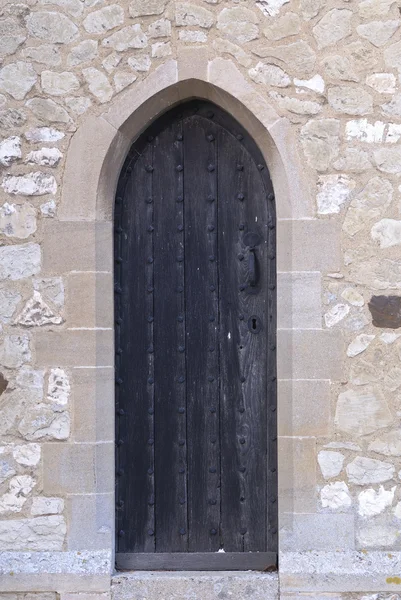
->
116;551;277;571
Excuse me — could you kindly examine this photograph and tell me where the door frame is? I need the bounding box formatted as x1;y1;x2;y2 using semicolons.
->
114;100;277;571
53;54;342;582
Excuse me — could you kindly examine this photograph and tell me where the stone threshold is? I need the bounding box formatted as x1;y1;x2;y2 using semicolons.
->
112;571;279;600
280;550;401;593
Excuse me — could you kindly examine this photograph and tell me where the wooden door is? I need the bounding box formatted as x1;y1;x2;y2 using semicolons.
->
114;101;277;571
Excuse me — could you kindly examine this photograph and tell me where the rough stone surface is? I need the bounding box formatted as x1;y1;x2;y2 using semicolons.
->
255;41;316;77
67;40;98;67
128;56;151;72
176;3;215;29
347;456;395;485
25;127;64;143
324;303;350;327
83;5;124;34
343;176;393;236
313;9;353;49
129;0;166;18
346;118;385;143
335;387;393;436
152;42;172;58
0;63;37;101
83;68;113;103
16;291;62;327
18;407;70;441
269;92;321;116
375;146;401;173
328;86;373;115
249;63;290;88
294;74;325;94
347;334;375;357
317;174;355;214
366;72;396;93
263;12;300;40
41;71;80;97
323;55;359;82
148;19;171;39
371;219;401;249
357;20;400;47
13;444;41;467
334;148;372;172
31;496;64;516
0;244;40;281
318;451;345;479
256;0;290;17
22;44;61;67
25;11;79;44
320;481;352;510
179;31;207;43
0;334;31;368
0;515;66;550
358;485;395;517
217;8;259;43
0;288;22;323
26;98;70;123
369;431;401;456
0;18;26;58
25;148;63;167
103;25;147;52
2;173;57;196
300;119;340;171
0;137;21;167
0;203;37;239
112;573;279;600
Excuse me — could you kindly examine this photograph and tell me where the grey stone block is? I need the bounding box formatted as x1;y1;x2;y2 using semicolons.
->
280;513;355;551
43;443;113;495
279;438;317;514
277;271;322;329
277;329;344;380
72;368;114;443
33;329;114;368
277;219;342;272
112;572;278;600
66;494;113;551
278;379;331;437
42;221;112;274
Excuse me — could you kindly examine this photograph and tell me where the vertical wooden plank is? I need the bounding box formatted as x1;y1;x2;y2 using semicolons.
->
218;129;268;552
266;183;278;554
184;115;220;552
153;119;187;552
239;156;269;552
117;144;155;553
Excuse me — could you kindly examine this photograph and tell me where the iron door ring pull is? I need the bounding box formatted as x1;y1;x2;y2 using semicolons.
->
248;248;257;287
243;232;261;288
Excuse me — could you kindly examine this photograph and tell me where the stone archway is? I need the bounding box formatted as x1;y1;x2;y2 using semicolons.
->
53;50;342;583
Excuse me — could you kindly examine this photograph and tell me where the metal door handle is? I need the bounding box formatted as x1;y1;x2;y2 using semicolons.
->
248;248;257;287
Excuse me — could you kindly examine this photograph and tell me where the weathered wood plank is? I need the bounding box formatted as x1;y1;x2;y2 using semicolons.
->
153;119;187;552
184;115;220;552
217;129;268;552
117;145;155;553
116;552;277;571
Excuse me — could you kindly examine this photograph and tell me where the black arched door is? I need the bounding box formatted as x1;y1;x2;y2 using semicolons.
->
115;101;277;570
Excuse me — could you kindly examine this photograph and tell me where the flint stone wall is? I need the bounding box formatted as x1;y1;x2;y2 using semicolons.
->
0;0;401;598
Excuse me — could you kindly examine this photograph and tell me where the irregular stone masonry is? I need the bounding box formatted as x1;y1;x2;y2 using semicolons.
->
0;0;401;597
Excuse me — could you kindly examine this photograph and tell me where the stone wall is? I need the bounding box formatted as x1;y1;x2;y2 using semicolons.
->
0;0;401;597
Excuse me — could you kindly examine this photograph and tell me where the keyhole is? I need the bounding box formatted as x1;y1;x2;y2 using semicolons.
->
248;315;262;334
